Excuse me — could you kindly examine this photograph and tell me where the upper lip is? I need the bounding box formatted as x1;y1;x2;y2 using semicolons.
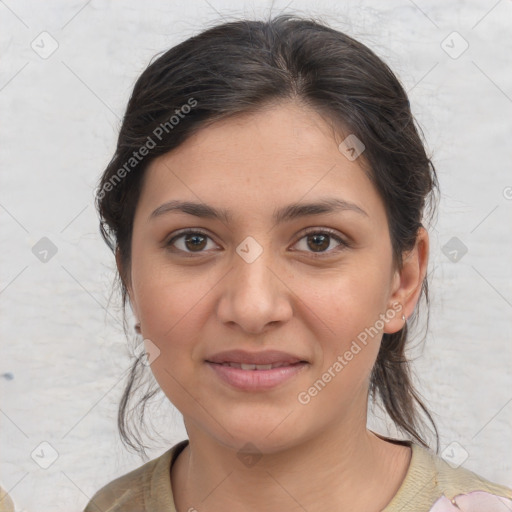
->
206;349;307;365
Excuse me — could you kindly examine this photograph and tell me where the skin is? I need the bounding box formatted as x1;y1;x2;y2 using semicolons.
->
120;99;429;511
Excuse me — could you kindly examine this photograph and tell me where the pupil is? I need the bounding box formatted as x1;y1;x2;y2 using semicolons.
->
185;234;206;251
309;234;329;252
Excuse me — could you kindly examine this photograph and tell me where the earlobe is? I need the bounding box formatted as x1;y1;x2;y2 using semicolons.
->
384;227;429;334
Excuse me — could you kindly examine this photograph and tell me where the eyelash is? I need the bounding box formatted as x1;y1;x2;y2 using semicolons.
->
164;227;350;258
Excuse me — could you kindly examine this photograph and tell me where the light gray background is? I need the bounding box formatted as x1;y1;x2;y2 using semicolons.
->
1;0;511;510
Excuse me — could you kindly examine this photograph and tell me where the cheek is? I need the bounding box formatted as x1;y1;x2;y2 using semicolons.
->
130;250;216;371
291;263;391;389
133;267;211;410
295;264;391;339
132;254;201;353
135;271;208;352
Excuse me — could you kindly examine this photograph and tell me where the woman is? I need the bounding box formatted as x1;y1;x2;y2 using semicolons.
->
84;14;512;512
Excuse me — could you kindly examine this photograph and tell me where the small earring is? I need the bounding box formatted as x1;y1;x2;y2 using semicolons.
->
402;314;406;326
135;322;141;334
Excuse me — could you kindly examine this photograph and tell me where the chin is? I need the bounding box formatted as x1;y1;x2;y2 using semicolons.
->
205;406;309;454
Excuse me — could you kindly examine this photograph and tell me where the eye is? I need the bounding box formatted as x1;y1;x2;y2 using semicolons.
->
292;228;349;257
165;229;219;255
165;227;350;257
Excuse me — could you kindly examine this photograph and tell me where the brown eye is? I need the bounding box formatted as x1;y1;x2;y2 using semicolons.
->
293;229;348;256
166;229;218;254
307;233;330;252
183;233;208;251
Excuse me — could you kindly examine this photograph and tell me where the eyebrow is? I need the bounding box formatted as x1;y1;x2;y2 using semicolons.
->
148;197;368;225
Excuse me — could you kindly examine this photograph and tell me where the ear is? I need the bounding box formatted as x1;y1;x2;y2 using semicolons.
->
116;248;139;319
383;226;429;334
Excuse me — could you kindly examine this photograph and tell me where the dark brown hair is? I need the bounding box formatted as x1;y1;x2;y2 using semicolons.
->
96;13;440;458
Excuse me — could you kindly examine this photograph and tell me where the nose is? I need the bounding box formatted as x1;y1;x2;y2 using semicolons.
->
216;247;293;335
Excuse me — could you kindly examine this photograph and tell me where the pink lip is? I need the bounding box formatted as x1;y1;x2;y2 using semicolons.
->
205;350;309;391
206;361;308;391
206;349;307;366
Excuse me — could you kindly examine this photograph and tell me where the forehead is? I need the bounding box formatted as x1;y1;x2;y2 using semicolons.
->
137;101;386;226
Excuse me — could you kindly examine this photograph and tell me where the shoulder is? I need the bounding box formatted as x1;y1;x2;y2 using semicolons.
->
82;440;188;512
427;445;511;500
385;442;512;512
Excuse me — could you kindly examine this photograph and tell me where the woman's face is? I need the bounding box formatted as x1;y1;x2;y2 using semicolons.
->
126;100;417;453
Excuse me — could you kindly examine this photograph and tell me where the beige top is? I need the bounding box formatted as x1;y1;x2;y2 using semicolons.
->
83;438;512;512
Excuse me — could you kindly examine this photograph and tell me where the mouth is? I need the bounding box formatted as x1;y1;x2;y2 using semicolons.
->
206;349;308;366
213;361;302;370
205;350;309;391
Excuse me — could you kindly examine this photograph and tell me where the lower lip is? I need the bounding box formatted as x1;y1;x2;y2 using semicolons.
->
206;362;308;391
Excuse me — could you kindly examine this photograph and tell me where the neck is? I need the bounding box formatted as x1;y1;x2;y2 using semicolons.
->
171;420;411;512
